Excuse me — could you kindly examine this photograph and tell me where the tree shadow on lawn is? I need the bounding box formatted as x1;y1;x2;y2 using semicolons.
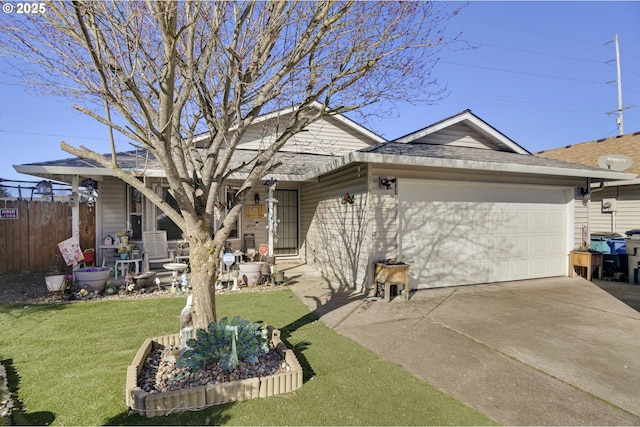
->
105;402;235;426
105;295;318;425
2;358;56;426
278;312;317;382
0;302;68;320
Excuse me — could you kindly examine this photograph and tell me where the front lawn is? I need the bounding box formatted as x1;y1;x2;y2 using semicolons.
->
0;290;496;425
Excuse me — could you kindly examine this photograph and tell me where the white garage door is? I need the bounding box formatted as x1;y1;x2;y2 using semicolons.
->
398;180;570;289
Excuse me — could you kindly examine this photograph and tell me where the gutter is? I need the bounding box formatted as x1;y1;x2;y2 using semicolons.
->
300;151;637;182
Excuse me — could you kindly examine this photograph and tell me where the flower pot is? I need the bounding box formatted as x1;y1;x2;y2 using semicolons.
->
45;274;66;292
238;262;263;286
74;267;111;292
120;253;129;259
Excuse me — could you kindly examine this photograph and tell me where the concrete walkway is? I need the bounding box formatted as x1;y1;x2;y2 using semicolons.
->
286;264;640;426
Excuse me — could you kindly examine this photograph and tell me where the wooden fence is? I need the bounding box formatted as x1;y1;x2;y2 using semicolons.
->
0;200;95;274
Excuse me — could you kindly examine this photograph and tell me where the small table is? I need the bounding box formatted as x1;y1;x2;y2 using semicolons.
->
99;245;119;267
114;257;142;280
569;251;603;281
374;263;410;301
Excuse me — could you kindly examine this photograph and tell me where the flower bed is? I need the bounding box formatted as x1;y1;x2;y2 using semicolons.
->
0;363;13;426
125;327;303;417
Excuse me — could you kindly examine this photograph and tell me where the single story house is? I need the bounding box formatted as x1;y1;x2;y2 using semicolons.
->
536;132;640;238
15;107;635;292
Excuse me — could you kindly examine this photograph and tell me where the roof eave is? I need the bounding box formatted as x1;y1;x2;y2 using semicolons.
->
302;152;637;182
13;164;166;181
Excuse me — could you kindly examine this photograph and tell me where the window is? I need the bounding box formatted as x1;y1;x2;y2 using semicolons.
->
157;187;183;240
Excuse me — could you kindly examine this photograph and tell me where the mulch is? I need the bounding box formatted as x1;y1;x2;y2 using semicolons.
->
0;272;53;304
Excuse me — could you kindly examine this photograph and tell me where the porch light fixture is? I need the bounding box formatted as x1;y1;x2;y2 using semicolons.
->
82;178;98;191
255;193;260;204
379;177;396;190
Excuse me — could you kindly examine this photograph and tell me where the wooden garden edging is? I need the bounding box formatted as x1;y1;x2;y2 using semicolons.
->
126;328;303;417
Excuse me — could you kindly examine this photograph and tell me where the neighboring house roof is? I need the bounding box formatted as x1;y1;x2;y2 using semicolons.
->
394;109;530;155
536;132;640;177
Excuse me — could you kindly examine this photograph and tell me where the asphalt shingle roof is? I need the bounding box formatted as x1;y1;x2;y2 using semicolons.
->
360;142;610;173
22;149;338;178
536;132;640;175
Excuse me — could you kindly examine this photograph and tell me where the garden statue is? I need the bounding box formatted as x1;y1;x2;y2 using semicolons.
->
179;294;194;350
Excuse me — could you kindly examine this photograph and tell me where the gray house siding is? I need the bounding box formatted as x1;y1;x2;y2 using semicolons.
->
97;177;126;265
587;185;640;235
406;122;502;150
300;163;371;290
573;193;589;248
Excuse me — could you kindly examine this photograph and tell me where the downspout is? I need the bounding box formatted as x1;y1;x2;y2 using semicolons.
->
581;178;605;246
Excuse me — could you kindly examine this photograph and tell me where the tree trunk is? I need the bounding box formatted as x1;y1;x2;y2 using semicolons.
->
188;236;219;329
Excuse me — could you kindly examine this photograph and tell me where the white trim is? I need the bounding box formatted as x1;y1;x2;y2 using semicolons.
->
395;110;529;154
192;101;385;146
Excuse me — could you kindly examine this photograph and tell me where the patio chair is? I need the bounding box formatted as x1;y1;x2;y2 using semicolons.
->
142;230;175;272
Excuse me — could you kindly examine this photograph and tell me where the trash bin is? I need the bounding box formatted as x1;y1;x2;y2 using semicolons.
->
590;238;611;254
608;239;627;254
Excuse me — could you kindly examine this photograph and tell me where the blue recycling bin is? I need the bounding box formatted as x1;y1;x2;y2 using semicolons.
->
608;239;627;254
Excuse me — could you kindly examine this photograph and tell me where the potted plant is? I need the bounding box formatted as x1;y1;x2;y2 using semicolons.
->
117;245;130;259
238;262;264;286
74;267;112;292
45;261;66;292
116;229;131;246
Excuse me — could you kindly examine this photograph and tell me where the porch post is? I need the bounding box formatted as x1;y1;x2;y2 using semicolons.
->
72;175;80;246
266;180;278;258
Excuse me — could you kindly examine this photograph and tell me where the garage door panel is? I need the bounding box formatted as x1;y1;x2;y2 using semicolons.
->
530;235;549;253
399;180;569;289
547;212;565;232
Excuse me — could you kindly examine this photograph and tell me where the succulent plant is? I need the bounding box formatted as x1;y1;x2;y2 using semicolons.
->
177;316;269;372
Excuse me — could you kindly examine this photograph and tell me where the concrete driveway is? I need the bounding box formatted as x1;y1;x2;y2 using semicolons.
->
287;266;640;426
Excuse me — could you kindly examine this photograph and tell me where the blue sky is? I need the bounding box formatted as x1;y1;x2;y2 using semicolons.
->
1;1;639;187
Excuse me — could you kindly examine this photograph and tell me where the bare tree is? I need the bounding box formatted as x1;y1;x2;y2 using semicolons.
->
0;1;461;328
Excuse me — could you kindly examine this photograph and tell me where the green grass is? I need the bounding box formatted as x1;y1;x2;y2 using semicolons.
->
0;290;497;426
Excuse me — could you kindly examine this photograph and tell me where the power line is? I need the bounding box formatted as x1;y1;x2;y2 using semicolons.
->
440;60;612;84
468;42;606;65
458;17;606;46
0;129;120;142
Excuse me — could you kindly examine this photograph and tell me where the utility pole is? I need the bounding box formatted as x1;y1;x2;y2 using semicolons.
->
606;34;632;136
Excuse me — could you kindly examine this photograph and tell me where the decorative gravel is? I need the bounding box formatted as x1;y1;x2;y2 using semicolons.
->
0;271;285;304
138;345;288;393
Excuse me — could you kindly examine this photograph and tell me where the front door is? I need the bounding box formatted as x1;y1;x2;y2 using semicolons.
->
274;189;298;256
